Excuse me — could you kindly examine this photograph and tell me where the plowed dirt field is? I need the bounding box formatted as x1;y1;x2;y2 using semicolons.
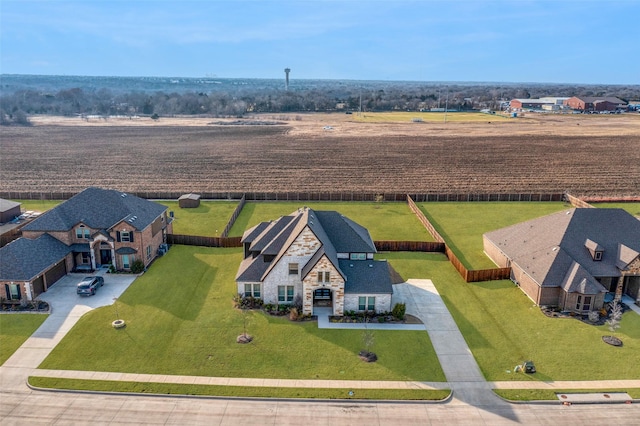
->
1;114;638;196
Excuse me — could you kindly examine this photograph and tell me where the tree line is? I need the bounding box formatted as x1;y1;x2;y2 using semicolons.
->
2;79;639;125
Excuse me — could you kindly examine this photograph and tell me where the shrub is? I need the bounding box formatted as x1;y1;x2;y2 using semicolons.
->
130;260;145;274
588;310;600;323
392;303;406;320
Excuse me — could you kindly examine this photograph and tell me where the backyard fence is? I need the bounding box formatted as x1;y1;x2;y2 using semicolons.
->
167;234;242;248
564;192;594;208
221;194;246;238
374;241;445;252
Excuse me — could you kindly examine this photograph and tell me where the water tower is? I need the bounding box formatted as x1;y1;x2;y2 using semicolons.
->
284;68;291;90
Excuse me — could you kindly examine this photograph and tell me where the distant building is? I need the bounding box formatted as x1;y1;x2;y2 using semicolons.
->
0;199;21;224
178;193;201;208
564;96;627;112
510;99;556;110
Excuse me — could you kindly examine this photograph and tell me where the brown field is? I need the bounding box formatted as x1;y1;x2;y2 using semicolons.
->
1;113;639;196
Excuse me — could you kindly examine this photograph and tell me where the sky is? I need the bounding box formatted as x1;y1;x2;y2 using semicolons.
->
1;0;638;84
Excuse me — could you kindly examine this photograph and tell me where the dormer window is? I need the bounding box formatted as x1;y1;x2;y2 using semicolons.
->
584;238;604;261
76;225;90;239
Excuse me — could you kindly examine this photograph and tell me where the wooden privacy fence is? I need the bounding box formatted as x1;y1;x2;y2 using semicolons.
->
375;241;445;252
1;191;570;202
564;192;594;208
167;234;242;248
221;194;246;237
407;195;511;283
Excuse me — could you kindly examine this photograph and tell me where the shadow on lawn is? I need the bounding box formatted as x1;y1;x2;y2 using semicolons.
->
121;251;218;322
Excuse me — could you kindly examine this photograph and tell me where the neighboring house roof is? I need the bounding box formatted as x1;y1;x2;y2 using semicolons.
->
22;187;167;232
0;199;21;213
485;208;640;291
0;234;71;281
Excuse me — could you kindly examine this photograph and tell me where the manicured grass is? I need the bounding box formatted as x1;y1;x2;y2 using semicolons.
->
351;111;509;123
158;201;238;236
592;202;640;217
494;388;640;401
39;245;445;382
11;200;61;213
381;252;640;382
417;202;570;269
0;314;48;365
229;201;432;241
28;377;450;400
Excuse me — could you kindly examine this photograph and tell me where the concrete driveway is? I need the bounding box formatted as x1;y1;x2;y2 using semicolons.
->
0;271;137;391
38;271;137;313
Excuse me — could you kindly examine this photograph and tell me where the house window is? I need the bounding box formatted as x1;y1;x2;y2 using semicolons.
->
358;296;375;311
7;283;21;300
244;283;261;298
120;231;131;242
278;285;294;302
288;263;298;275
146;245;152;260
81;252;91;264
76;226;90;239
122;255;131;269
350;253;366;260
594;251;602;261
583;296;592;311
317;271;330;283
575;295;581;311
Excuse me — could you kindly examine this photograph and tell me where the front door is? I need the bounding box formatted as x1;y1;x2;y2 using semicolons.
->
100;249;112;265
313;288;332;307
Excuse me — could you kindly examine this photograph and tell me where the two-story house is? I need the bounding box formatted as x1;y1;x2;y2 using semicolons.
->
0;187;172;301
236;207;394;316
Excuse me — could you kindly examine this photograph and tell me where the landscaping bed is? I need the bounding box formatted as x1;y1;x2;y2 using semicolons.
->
1;299;50;313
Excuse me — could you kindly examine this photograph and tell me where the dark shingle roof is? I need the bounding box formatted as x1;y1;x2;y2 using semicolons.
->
0;235;71;281
340;260;393;294
315;211;376;253
0;199;21;213
22;187;167;232
485;208;640;289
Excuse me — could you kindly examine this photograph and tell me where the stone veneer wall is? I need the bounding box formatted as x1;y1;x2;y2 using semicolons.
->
344;293;392;314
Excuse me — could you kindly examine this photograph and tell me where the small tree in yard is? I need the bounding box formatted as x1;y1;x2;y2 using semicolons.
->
607;301;622;333
374;194;384;208
359;319;377;362
237;306;253;343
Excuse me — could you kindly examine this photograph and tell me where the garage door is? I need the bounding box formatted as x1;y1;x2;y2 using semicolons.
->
44;261;67;289
32;276;45;297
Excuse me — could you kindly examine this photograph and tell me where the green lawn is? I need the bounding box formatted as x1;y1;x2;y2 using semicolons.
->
417;202;570;269
494;388;640;401
11;200;62;213
381;252;640;382
229;201;433;241
29;377;450;400
158;201;238;236
40;245;445;382
0;314;48;365
592;202;640;217
352;111;509;123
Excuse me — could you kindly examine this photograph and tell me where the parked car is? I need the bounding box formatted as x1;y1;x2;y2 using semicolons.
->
77;276;104;296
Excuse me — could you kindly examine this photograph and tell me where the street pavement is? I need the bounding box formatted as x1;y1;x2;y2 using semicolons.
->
1;276;639;424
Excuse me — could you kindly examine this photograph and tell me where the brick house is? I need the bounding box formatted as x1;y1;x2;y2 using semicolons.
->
564;96;626;112
483;208;640;313
0;187;172;301
236;207;393;316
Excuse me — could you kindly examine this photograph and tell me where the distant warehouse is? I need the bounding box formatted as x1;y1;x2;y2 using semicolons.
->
510;97;568;111
563;96;627;112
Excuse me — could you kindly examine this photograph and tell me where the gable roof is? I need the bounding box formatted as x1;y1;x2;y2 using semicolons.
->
0;234;71;281
485;208;640;290
237;208;387;293
21;187;167;232
570;96;626;105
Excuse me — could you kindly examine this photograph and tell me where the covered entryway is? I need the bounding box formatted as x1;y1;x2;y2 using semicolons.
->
313;288;332;307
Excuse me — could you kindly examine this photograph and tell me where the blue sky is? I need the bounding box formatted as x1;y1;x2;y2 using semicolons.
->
1;0;638;84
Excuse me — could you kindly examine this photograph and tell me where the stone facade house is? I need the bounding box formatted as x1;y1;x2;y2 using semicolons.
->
236;207;393;316
0;187;172;301
483;208;640;313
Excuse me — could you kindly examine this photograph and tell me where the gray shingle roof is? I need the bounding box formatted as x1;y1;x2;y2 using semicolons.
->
485;208;640;290
22;187;167;232
340;260;393;294
0;199;21;213
0;234;71;281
